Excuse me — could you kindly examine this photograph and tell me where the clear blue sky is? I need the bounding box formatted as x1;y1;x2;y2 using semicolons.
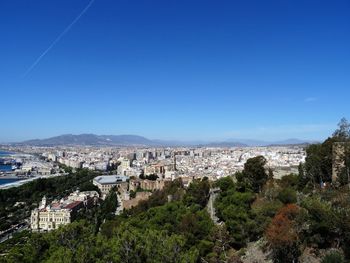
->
0;0;349;142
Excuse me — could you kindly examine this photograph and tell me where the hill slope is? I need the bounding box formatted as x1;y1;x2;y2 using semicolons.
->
21;134;155;146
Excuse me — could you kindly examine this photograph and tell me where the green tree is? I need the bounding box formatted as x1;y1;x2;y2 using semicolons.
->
95;189;119;230
215;176;235;192
300;197;339;248
321;250;345;263
183;177;210;208
145;174;159;181
215;179;257;248
242;156;268;193
279;174;299;190
302;119;350;188
297;162;307;190
105;228;198;263
333;117;350;140
277;188;297;204
304;137;336;186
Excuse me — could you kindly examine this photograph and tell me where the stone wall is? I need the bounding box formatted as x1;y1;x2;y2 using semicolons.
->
122;191;152;210
332;142;349;182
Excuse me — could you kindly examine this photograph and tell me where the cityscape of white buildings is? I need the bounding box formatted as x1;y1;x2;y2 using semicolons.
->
2;145;306;182
0;145;307;231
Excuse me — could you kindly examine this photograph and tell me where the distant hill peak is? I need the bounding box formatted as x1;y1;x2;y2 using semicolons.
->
16;134;317;147
21;134;154;146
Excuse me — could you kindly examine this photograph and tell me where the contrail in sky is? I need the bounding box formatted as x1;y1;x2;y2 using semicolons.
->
22;0;95;78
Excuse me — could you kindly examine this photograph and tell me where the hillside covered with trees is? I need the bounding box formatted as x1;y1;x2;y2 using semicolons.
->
1;119;350;262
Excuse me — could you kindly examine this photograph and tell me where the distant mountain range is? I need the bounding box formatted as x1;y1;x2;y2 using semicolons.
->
14;134;317;147
20;134;156;146
223;138;318;147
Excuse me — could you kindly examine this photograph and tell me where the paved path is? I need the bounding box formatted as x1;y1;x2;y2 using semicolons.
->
207;187;221;224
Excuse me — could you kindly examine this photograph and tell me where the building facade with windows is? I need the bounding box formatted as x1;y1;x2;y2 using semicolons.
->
30;191;99;231
93;175;129;199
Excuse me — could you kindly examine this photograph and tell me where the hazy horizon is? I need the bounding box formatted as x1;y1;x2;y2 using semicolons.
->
0;122;339;143
1;131;324;144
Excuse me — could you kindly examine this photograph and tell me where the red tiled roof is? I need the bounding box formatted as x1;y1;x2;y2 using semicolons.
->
51;203;61;208
63;201;82;210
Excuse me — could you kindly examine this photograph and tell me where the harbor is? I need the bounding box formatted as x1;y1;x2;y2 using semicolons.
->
0;149;65;189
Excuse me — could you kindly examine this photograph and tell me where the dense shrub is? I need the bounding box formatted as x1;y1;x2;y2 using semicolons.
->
277;188;297;204
265;204;301;263
321;250;345;263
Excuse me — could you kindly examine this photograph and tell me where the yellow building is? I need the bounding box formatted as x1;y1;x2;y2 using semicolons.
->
31;191;98;232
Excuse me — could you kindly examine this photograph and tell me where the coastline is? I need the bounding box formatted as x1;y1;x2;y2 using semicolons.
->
0;173;68;190
0;175;27;179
